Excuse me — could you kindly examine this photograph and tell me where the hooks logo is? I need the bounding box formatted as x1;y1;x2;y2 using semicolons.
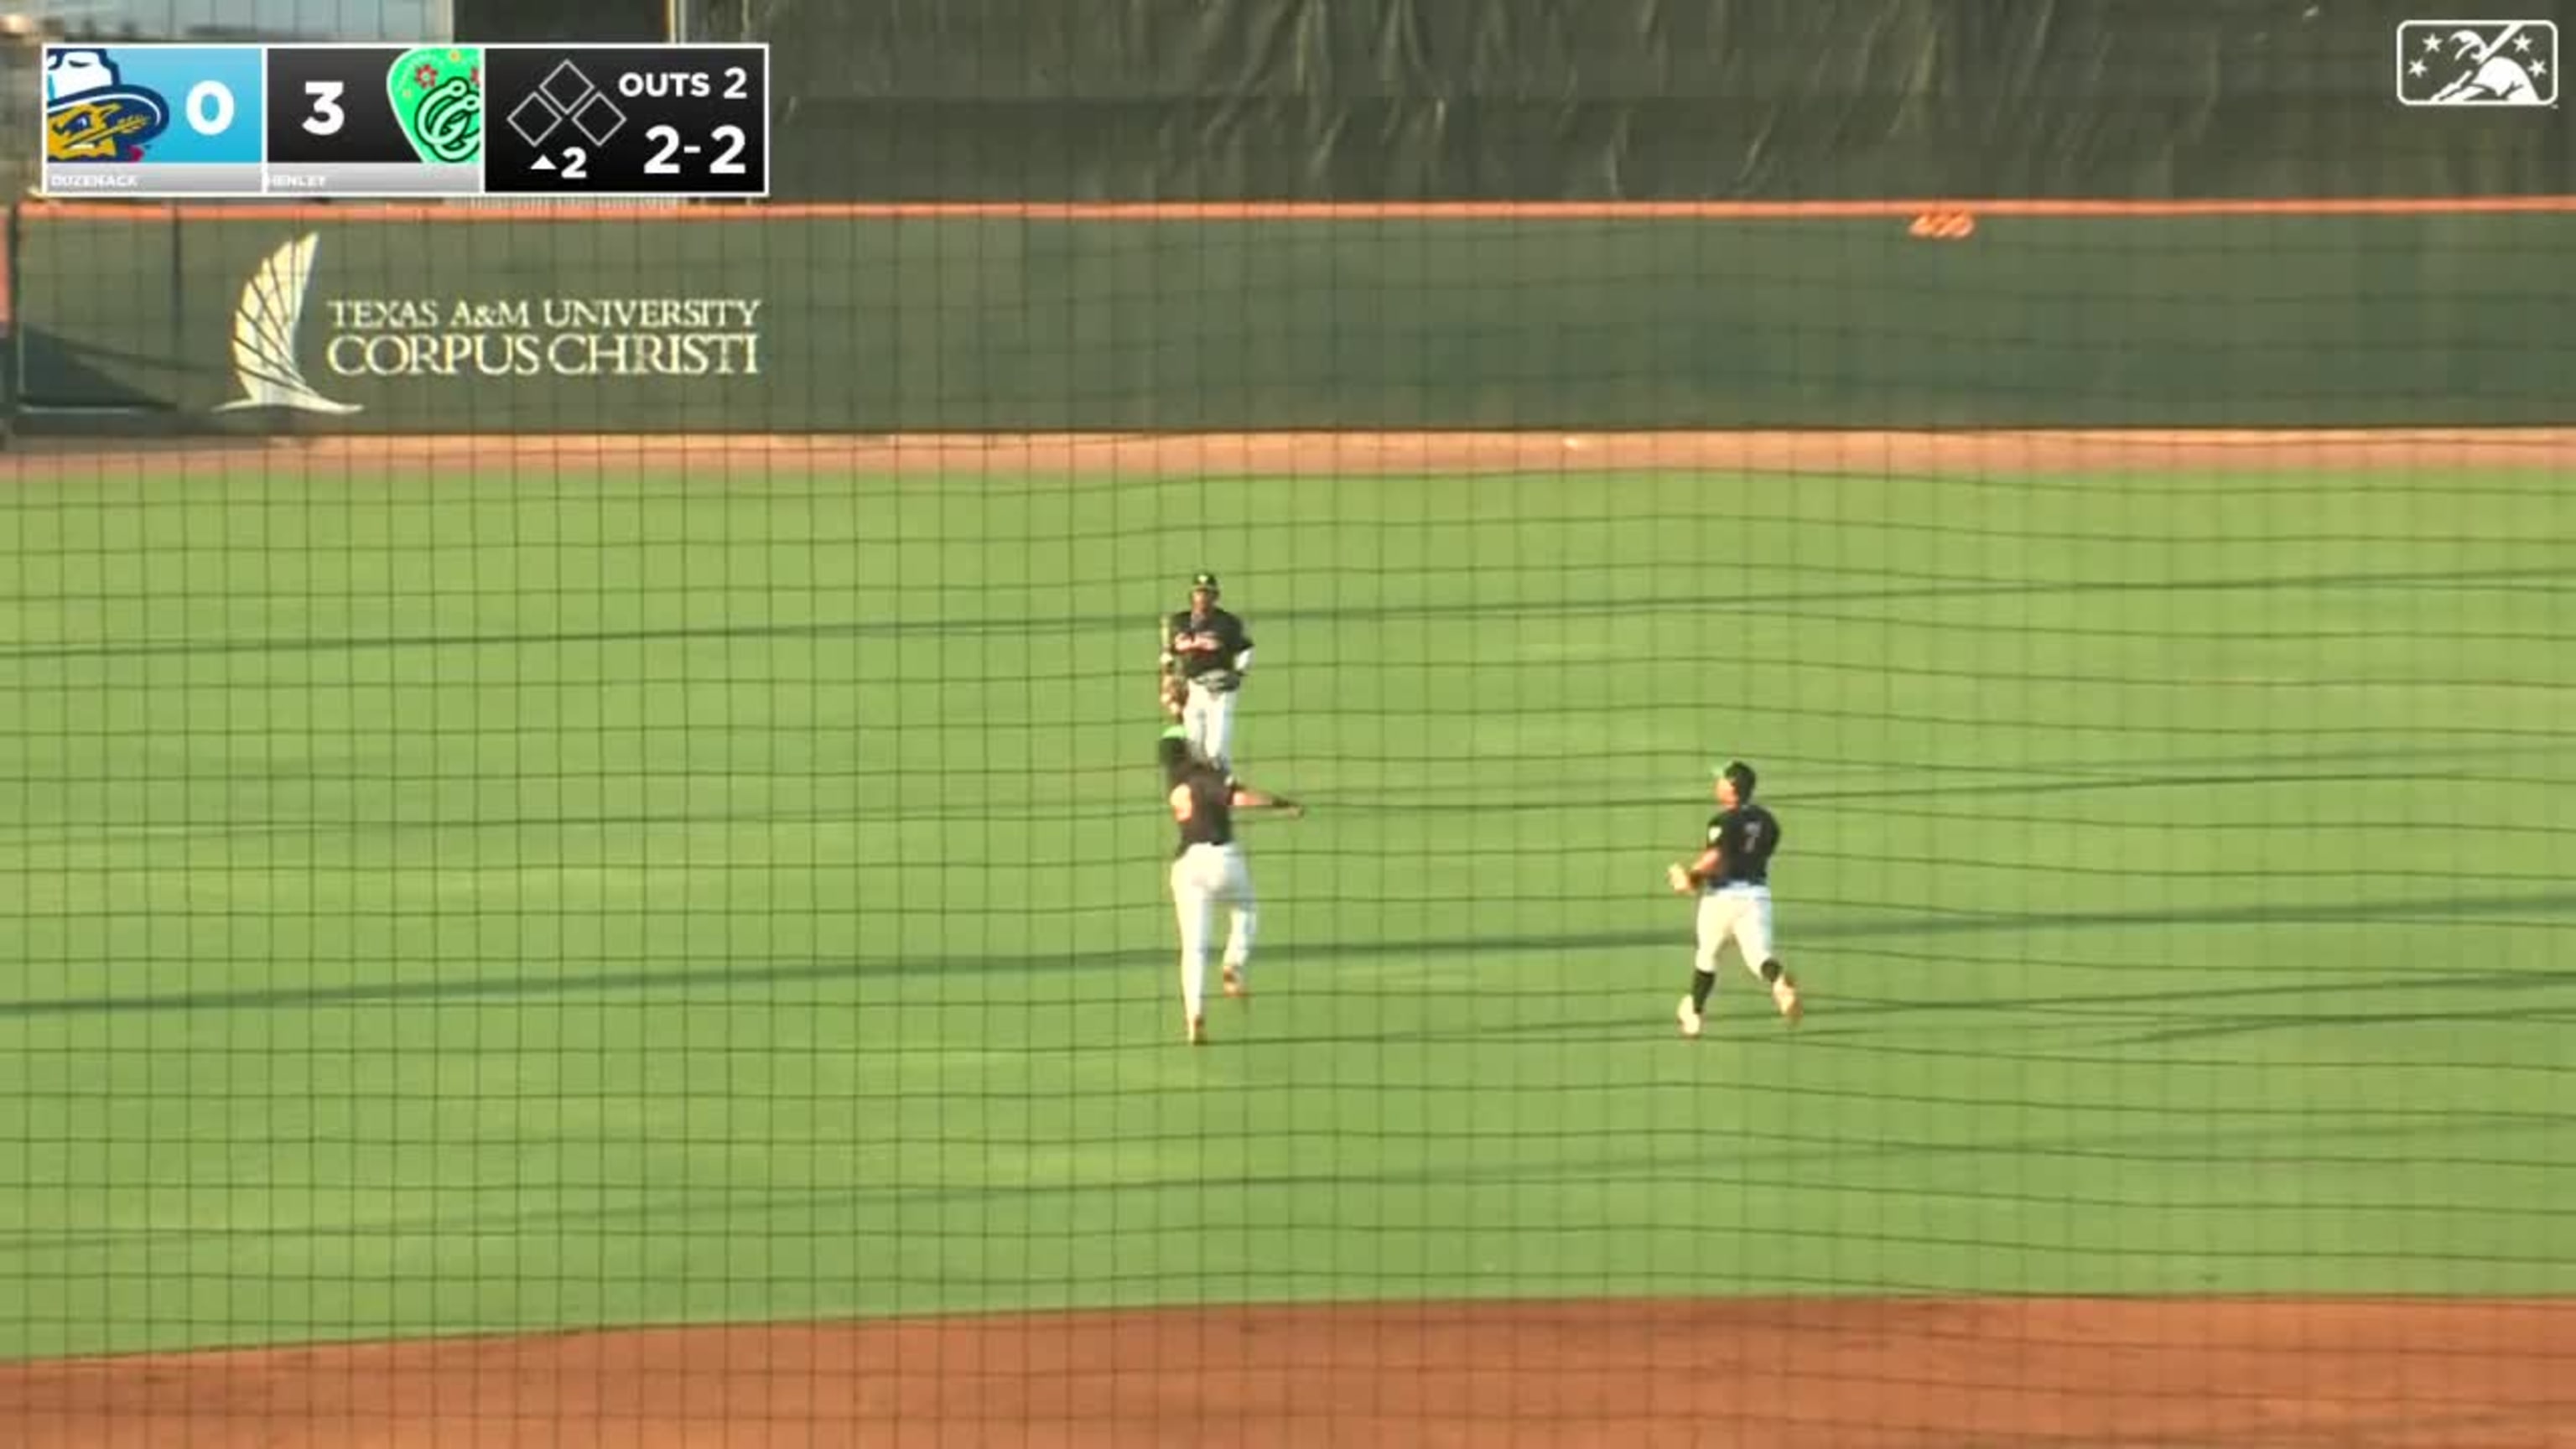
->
214;235;363;417
389;46;484;165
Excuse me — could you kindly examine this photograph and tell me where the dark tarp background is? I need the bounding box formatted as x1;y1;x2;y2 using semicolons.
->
681;0;2574;201
456;0;667;44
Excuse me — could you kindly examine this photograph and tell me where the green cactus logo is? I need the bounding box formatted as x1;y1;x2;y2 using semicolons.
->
389;46;482;165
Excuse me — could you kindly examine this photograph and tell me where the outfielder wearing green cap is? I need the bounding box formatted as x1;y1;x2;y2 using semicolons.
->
1156;727;1302;1044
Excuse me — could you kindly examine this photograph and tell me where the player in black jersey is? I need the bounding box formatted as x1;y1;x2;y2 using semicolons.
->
1158;725;1301;1044
1665;760;1802;1036
1160;573;1255;776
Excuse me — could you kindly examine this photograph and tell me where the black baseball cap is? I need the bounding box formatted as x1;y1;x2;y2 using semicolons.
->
1192;573;1220;590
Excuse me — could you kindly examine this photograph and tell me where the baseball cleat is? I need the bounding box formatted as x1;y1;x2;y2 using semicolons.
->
1676;996;1703;1039
1772;975;1803;1026
1188;1015;1208;1045
1222;966;1245;999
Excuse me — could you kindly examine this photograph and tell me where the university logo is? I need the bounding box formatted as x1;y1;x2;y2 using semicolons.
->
214;235;364;417
2397;20;2558;106
208;235;764;403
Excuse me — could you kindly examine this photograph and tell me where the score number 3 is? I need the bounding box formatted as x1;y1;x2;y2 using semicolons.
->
301;80;345;135
645;123;748;177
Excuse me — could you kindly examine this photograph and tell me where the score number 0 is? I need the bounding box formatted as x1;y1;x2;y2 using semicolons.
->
154;77;242;137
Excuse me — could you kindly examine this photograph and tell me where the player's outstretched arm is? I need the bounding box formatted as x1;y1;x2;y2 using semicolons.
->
1230;782;1304;818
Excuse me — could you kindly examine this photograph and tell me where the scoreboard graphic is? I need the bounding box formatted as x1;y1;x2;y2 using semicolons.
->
262;44;487;195
42;44;265;193
40;42;767;199
486;47;767;196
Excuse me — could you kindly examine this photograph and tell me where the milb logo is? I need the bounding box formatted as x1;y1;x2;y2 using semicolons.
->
2396;19;2558;105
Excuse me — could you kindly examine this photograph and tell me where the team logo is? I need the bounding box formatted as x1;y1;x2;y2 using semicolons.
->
2397;20;2558;105
389;46;485;165
43;49;169;162
215;235;363;417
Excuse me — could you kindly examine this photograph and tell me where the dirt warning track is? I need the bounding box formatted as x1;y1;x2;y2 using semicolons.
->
6;428;2576;481
2;1297;2571;1446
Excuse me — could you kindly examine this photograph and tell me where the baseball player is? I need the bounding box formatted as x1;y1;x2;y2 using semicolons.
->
1666;761;1802;1036
2430;28;2542;103
1160;573;1254;776
1160;724;1301;1044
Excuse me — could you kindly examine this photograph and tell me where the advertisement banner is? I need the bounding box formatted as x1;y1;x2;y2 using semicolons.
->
12;211;2575;433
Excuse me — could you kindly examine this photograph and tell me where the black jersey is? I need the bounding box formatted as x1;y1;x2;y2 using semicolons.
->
1706;804;1781;887
1172;762;1237;856
1165;608;1254;683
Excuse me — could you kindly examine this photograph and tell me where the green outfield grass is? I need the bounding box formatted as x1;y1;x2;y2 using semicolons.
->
1;462;2570;1359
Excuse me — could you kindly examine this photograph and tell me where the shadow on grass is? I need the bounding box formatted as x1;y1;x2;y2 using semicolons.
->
2;564;2567;667
0;1107;2553;1260
0;889;2568;1021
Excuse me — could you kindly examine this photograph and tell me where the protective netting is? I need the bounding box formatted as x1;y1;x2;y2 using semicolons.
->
1;2;2573;1444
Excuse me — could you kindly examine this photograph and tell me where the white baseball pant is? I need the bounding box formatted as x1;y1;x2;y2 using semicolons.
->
1694;884;1776;980
1183;682;1239;772
1170;842;1256;1020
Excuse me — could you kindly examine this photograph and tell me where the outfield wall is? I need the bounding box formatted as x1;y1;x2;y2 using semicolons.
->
9;205;2572;434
